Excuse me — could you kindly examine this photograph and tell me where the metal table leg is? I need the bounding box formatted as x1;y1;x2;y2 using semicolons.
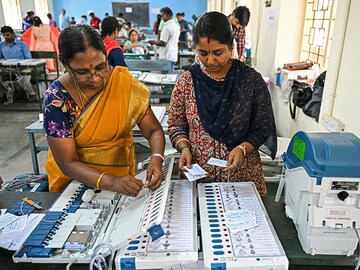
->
27;132;39;175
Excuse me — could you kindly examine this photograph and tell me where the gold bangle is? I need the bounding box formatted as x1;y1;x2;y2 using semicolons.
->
151;153;165;162
236;145;246;156
96;172;107;189
174;137;190;149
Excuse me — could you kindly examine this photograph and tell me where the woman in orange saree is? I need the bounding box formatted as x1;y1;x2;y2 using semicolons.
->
43;25;165;195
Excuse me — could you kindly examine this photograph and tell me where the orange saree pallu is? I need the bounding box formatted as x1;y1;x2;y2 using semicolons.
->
46;66;149;192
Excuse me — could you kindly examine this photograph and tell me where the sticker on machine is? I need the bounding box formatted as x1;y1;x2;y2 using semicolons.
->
326;209;350;218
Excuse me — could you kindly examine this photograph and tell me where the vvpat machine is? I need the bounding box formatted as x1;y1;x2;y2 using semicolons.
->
282;131;360;256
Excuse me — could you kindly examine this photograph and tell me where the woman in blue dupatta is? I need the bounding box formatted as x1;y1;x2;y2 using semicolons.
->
167;11;277;196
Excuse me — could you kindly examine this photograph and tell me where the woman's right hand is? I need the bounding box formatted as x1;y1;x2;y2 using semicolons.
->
111;174;145;197
178;148;193;171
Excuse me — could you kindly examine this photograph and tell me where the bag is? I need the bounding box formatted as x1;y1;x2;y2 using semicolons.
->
302;71;326;122
284;61;313;71
289;80;312;119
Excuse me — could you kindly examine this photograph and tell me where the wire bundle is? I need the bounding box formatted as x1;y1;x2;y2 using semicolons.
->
1;173;47;191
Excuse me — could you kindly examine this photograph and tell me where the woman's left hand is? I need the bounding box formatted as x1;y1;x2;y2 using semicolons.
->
223;147;244;172
145;157;164;190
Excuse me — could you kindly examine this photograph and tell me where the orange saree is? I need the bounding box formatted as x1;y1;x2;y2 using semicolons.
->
45;67;149;192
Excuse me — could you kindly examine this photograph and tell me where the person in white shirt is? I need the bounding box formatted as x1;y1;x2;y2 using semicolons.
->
59;8;70;30
148;7;180;74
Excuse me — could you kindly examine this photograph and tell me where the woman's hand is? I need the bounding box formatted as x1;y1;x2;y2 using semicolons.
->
178;147;193;171
111;175;145;197
142;45;148;53
224;147;244;172
145;156;164;190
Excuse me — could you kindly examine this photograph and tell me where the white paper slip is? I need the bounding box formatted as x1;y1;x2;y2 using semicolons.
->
4;215;27;232
227;218;258;232
184;171;206;182
184;164;208;176
207;157;228;167
225;209;255;224
0;213;19;230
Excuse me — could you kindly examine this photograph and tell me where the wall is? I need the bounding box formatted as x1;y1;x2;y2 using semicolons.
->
52;0;206;29
251;0;360;139
323;0;360;135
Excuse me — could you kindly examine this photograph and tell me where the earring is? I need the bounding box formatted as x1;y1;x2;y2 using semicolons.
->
230;49;235;59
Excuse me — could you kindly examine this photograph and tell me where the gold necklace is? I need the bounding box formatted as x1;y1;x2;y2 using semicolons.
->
74;81;89;109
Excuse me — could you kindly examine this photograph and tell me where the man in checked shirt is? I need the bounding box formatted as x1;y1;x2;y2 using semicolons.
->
229;6;250;62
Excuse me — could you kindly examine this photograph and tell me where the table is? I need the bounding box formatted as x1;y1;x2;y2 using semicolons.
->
125;50;195;71
0;189;357;269
136;72;179;99
0;59;48;111
24;108;169;175
178;50;195;70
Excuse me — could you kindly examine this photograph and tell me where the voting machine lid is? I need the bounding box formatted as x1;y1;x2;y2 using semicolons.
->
282;131;360;178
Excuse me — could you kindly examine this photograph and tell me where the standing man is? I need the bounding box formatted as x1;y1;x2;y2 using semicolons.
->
89;12;101;32
148;7;180;74
176;12;190;49
229;6;250;62
0;26;37;101
59;8;70;31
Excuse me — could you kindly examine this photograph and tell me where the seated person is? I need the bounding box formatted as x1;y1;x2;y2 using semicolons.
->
123;29;149;60
0;25;37;101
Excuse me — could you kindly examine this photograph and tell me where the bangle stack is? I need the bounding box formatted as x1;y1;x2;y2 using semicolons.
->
236;145;246;156
96;172;107;189
151;153;165;162
175;137;190;152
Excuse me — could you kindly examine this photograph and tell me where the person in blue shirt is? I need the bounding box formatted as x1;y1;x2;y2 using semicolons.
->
0;25;36;100
0;26;32;59
100;16;127;67
59;8;70;31
176;12;190;49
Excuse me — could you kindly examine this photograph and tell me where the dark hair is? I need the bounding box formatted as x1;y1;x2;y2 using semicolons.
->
193;11;233;48
160;7;173;17
27;11;34;18
128;29;138;39
0;26;14;34
81;15;87;20
33;16;42;27
58;24;106;65
47;13;52;19
101;16;120;37
89;12;95;17
233;6;250;27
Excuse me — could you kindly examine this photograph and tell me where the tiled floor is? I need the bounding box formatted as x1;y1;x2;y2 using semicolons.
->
0;106;45;182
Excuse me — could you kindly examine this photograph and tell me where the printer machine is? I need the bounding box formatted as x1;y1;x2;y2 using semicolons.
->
282;131;360;256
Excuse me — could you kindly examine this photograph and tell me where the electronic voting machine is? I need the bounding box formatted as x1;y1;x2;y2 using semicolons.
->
11;153;289;269
12;155;199;269
198;182;288;269
282;131;360;256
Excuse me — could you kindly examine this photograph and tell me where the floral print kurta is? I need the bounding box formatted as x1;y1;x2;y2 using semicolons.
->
168;67;267;196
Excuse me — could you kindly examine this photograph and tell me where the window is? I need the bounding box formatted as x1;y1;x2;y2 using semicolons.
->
34;0;49;24
300;0;337;69
1;0;22;30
